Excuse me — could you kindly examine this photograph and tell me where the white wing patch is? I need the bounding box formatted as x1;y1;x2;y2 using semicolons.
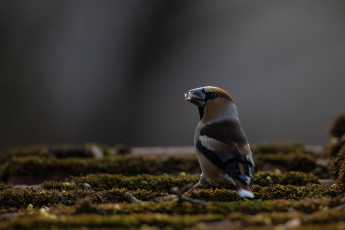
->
199;135;229;151
243;143;255;165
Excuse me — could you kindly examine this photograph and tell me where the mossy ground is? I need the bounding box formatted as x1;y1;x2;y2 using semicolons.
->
0;143;344;230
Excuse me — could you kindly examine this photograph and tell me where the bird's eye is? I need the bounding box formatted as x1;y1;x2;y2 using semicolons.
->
210;92;218;99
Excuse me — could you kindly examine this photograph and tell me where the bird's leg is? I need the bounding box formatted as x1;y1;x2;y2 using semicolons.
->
184;182;200;195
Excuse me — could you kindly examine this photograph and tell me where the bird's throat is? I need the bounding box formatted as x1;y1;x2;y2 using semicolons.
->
198;106;205;120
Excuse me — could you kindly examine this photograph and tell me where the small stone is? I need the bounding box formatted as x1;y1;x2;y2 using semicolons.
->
113;204;121;213
316;159;330;168
319;179;336;185
41;205;49;211
287;207;296;213
284;218;301;229
90;144;104;158
125;192;143;203
150;180;158;185
84;183;91;189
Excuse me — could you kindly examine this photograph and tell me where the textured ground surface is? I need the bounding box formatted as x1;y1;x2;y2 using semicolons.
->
0;143;345;230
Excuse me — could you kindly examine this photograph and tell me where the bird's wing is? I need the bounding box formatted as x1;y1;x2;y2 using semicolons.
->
199;121;250;158
197;120;254;184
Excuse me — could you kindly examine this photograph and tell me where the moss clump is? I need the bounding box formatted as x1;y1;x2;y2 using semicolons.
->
329;114;345;138
254;170;319;186
0;145;50;164
253;143;305;154
0;181;9;189
336;154;345;192
326;114;345;158
0;143;322;184
0;143;133;165
0;188;167;209
254;152;316;172
0;143;121;162
303;210;345;225
0;188;93;208
74;198;106;215
41;171;320;192
0;213;224;230
329;146;345;179
225;209;345;228
108;197;345;215
2;197;345;229
43;173;199;192
1;153;319;184
1;183;340;209
114;144;131;155
18;196;342;217
251;184;339;200
2;142;345;230
0;155;200;183
190;184;340;201
326;141;343;158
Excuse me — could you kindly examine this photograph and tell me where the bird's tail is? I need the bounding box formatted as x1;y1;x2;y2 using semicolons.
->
233;178;254;198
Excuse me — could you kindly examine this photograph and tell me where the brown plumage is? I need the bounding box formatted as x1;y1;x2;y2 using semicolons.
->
185;86;255;198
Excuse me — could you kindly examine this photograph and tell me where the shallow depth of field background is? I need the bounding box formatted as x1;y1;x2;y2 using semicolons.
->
1;1;345;153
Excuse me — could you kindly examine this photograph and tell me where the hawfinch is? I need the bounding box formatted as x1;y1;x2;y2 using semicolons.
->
184;86;255;198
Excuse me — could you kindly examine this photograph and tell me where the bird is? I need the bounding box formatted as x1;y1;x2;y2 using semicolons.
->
184;86;255;198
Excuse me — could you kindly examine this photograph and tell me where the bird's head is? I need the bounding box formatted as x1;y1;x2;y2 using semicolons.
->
184;86;236;120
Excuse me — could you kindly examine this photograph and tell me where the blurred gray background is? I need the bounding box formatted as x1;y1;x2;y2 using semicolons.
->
1;0;345;153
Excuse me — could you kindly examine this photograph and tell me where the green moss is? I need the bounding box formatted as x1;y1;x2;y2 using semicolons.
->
0;156;200;182
45;173;198;192
0;188;90;208
253;143;305;154
0;143;122;162
74;198;106;215
1;183;341;209
1;190;345;229
0;143;322;184
325;142;343;158
93;197;342;215
254;152;316;172
0;213;224;230
0;181;9;189
303;209;345;225
3;197;345;229
336;155;345;192
114;144;131;155
329;145;345;179
190;184;340;201
41;171;319;192
8;196;339;220
254;170;319;186
1;152;319;185
0;145;50;164
233;224;345;230
224;209;345;227
1;142;345;230
329;113;345;138
0;188;166;209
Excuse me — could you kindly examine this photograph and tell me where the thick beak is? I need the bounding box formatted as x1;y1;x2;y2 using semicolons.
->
184;87;206;107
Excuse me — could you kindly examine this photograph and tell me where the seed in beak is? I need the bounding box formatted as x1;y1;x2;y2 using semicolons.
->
184;92;193;101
